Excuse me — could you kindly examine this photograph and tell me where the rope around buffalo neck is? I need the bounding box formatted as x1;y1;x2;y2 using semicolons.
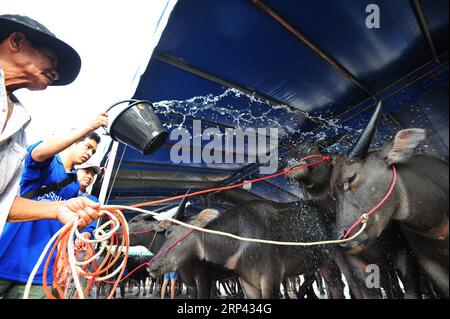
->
342;165;397;239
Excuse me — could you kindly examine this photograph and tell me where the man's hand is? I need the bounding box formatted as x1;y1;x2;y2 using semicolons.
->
87;112;108;132
56;197;105;228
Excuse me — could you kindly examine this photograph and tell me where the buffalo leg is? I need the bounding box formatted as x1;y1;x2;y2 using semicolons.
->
261;275;280;299
240;279;261;299
335;253;382;299
143;279;147;296
149;278;155;295
420;259;449;298
282;278;290;299
379;265;395;299
394;251;422;299
296;275;316;299
320;263;345;299
135;281;140;296
314;271;326;296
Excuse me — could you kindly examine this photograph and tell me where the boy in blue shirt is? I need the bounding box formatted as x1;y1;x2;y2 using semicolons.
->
74;162;102;248
0;113;107;298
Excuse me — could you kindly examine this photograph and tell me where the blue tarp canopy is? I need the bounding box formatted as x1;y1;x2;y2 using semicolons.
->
96;0;448;214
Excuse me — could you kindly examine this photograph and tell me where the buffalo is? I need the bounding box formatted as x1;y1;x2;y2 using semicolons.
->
330;101;449;298
120;199;236;299
147;200;377;299
279;134;423;298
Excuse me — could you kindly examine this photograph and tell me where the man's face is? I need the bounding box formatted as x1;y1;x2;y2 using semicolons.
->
70;138;98;165
9;33;59;90
77;168;96;190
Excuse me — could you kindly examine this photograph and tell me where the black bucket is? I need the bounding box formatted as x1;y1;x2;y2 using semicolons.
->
106;99;168;155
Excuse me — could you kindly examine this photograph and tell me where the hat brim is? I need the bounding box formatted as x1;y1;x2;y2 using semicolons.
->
0;18;81;86
77;165;102;175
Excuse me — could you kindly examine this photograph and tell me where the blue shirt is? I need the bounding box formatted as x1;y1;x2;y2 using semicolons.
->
0;141;80;284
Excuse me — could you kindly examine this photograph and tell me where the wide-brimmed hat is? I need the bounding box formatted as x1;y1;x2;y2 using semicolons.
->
75;162;102;175
0;14;81;86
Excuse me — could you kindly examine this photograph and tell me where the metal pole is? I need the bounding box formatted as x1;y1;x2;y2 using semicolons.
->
98;141;120;204
411;0;440;63
95;140;120;232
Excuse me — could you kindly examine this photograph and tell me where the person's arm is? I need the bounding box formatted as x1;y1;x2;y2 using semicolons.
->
7;196;104;229
31;112;108;163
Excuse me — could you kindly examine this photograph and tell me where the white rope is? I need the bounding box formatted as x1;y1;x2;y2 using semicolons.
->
23;223;71;299
71;211;129;296
103;205;369;247
67;219;84;298
23;210;129;299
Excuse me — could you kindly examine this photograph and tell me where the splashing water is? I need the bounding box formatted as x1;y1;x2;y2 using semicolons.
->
152;88;357;144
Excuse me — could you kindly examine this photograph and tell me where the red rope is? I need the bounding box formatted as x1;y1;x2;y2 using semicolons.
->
102;229;195;284
130;155;330;208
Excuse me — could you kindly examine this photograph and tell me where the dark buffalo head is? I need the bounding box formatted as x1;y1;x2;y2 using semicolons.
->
331;102;428;251
116;196;190;248
148;209;219;277
278;136;343;196
125;214;166;248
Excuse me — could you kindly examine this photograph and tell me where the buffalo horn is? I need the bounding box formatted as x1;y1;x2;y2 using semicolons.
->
348;100;382;160
174;189;191;221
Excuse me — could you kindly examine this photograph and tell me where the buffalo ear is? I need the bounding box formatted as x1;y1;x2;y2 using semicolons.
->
194;209;220;227
154;220;172;232
382;129;428;166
